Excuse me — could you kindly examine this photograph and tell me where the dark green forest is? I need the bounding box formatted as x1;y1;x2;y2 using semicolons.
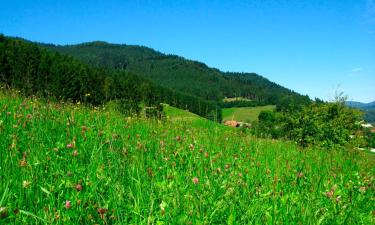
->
42;41;311;108
0;35;221;121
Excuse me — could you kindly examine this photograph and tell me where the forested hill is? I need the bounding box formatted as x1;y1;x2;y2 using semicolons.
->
43;41;310;107
0;35;221;121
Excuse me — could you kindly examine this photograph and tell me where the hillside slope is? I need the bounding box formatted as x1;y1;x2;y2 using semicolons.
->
0;90;374;224
0;35;221;121
43;41;310;106
346;101;375;110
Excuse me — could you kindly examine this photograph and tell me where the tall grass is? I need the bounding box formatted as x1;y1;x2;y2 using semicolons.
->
0;90;374;224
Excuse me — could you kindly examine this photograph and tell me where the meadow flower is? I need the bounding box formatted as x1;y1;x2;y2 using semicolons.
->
19;159;27;167
336;195;341;203
65;200;71;209
66;143;73;149
97;208;108;219
192;177;199;184
75;183;82;192
22;180;31;188
160;201;167;215
326;190;334;199
0;207;8;219
297;172;304;178
73;150;78;157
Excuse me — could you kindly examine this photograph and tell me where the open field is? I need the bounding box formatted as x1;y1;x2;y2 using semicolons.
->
222;105;276;122
0;91;374;224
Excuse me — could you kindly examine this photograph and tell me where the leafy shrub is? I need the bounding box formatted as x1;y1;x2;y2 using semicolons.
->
255;98;363;149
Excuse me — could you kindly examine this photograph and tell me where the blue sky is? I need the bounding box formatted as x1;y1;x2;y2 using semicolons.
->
1;0;374;102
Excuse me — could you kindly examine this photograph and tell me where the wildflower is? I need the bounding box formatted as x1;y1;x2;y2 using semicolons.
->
22;180;31;189
81;126;88;132
159;140;165;148
189;144;194;150
75;183;82;192
73;150;78;157
66;143;73;149
0;207;8;219
336;195;341;203
65;201;71;209
325;184;337;199
192;177;199;184
326;190;334;199
297;172;304;178
204;152;209;158
359;186;367;193
19;159;27;167
97;208;108;219
160;201;167;215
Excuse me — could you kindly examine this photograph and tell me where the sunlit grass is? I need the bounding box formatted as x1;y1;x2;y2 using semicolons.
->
0;90;374;224
222;105;276;123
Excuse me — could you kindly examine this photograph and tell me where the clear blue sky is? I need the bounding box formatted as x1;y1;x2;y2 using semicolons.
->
1;0;374;102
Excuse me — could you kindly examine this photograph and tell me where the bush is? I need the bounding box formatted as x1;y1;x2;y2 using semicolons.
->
254;97;364;149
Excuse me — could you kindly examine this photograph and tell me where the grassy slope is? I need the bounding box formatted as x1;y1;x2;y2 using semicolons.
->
222;105;276;122
0;91;374;224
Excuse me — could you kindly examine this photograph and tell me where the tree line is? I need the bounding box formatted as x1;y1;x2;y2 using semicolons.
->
43;41;311;109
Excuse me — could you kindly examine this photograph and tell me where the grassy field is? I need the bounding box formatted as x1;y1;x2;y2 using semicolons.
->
222;105;276;122
0;91;374;224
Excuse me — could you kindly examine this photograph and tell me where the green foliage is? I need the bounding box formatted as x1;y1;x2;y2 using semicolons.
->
0;91;374;224
285;101;362;148
363;109;375;124
254;99;364;149
363;128;375;148
42;41;311;109
0;35;221;121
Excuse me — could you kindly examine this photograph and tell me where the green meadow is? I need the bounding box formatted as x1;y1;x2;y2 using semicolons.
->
0;91;374;224
222;105;276;122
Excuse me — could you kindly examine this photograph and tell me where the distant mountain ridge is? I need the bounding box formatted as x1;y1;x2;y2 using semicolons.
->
346;101;375;110
346;101;375;124
41;41;310;108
